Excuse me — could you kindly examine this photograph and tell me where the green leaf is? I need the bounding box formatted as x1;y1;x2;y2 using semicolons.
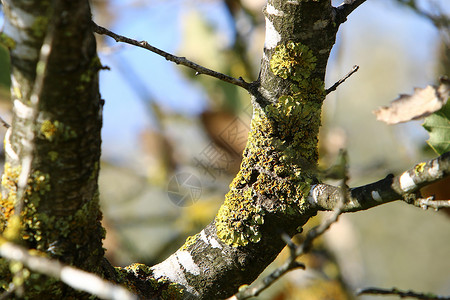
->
423;99;450;155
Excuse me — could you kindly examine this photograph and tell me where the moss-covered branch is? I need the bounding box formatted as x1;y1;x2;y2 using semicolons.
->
0;0;105;297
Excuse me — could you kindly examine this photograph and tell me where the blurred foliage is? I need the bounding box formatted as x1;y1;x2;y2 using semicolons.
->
423;100;450;155
0;45;10;89
1;0;448;298
96;1;450;298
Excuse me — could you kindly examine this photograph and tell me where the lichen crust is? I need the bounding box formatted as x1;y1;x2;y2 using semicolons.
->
215;41;325;247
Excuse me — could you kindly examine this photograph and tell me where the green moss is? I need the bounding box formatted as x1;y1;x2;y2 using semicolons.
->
77;56;102;91
125;263;153;277
0;33;16;49
88;162;99;181
215;41;325;247
48;151;58;161
31;16;49;39
0;257;12;291
117;264;184;299
20;170;51;246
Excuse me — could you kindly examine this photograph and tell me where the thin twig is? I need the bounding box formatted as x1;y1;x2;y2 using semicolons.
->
232;204;343;299
0;237;137;300
326;65;359;94
414;196;450;210
356;287;450;300
0;116;10;128
92;22;251;90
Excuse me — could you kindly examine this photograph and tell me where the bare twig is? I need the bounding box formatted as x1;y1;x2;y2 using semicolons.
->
231;204;343;299
0;237;137;300
0;116;10;128
326;65;359;94
92;22;251;90
356;287;450;300
231;154;349;299
412;196;450;210
308;151;450;212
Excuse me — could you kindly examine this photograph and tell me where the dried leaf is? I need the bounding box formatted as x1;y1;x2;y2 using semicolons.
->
374;77;450;125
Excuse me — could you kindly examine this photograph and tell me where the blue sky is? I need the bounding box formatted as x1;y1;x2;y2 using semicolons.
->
1;0;448;165
96;0;449;165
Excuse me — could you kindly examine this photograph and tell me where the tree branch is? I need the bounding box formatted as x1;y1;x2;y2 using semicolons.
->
308;151;450;212
326;65;359;94
0;237;137;300
92;22;251;90
232;204;343;299
333;0;368;25
356;287;450;300
413;197;450;210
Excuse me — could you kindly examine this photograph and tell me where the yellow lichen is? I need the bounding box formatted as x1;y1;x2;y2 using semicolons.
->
0;163;21;226
270;41;317;81
40;120;57;141
180;233;200;251
39;120;77;141
3;215;22;242
215;41;324;247
414;162;426;175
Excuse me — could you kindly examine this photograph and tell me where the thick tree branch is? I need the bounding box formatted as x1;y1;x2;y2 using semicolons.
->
92;22;251;90
307;151;450;212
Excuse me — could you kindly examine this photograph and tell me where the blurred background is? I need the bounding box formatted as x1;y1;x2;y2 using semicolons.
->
1;0;450;299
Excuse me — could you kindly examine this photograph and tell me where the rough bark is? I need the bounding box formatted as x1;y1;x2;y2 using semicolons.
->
1;0;449;299
124;0;343;298
0;0;105;297
121;1;450;299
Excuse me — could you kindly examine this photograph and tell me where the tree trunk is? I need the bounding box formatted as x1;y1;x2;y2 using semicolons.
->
0;0;105;297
